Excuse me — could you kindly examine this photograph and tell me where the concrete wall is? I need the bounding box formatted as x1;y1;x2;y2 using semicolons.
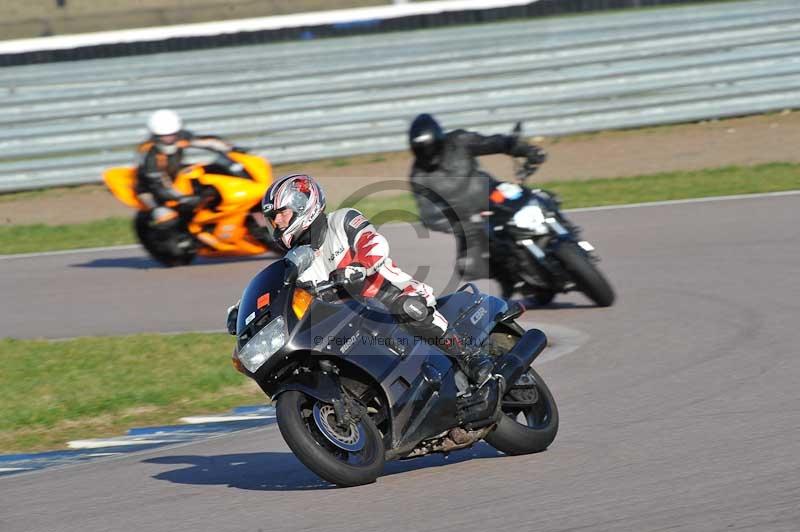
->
1;0;386;39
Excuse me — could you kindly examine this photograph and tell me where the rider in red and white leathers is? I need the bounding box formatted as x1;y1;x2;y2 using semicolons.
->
297;207;447;329
227;173;494;384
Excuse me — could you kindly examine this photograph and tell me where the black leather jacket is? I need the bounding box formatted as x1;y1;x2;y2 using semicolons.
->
409;129;543;233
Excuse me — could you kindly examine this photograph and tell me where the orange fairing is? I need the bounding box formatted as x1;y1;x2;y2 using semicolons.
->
191;172;265;214
230;152;273;184
102;167;145;209
102;150;274;261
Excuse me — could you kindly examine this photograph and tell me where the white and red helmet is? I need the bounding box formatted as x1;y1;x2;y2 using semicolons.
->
262;174;326;249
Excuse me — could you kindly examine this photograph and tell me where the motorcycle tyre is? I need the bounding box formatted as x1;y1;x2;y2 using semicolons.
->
135;212;196;267
553;242;615;307
485;368;559;455
276;390;385;487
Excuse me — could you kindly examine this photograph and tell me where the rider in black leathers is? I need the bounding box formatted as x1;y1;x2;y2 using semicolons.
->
408;113;546;280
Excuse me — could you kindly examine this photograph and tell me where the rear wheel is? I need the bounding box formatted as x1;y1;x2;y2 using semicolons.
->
135;212;196;267
553;242;615;307
485;368;559;455
276;391;385;487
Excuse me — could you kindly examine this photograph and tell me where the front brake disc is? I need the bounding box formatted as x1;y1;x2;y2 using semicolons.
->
312;403;366;452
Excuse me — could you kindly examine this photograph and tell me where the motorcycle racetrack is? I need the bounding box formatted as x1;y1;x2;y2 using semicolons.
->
2;192;798;532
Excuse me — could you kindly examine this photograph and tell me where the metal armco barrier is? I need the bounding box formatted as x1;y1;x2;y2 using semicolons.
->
0;0;798;192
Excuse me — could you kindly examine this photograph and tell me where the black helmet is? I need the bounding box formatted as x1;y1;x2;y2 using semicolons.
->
409;113;445;165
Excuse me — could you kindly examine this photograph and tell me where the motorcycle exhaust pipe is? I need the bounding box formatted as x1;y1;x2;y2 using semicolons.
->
494;329;548;385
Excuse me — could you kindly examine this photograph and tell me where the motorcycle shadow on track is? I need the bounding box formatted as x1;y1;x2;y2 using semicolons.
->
71;253;276;270
144;445;502;491
522;300;600;311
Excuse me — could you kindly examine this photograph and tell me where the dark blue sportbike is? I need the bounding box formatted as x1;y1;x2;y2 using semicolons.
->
232;246;558;487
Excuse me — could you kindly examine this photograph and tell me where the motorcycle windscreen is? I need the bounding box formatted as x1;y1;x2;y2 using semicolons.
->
237;260;288;340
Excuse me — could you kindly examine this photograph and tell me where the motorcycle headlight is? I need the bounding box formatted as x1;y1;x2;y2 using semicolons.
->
236;316;286;373
511;204;548;235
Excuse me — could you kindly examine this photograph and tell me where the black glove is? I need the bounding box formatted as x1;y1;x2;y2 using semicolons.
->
179;194;202;208
526;145;547;166
176;194;202;215
329;265;367;294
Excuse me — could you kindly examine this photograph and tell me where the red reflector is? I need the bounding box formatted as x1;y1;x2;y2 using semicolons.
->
257;293;270;309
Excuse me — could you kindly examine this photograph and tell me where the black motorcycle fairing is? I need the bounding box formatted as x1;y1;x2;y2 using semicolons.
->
237;261;518;459
436;290;509;343
284;291;505;452
236;260;292;345
270;369;343;404
240;273;459;448
306;308;461;450
385;362;462;458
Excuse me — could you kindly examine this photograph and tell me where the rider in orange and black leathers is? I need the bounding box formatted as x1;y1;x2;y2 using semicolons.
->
135;109;234;223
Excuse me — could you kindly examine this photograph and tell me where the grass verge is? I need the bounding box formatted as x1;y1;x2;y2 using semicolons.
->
0;217;134;254
345;162;800;222
0;333;264;453
2;162;799;255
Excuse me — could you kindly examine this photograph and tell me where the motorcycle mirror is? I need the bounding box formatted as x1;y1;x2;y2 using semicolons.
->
285;245;315;276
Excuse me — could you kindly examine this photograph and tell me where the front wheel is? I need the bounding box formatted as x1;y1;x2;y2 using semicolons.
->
553;242;615;307
485;368;558;455
276;391;385;487
134;212;197;267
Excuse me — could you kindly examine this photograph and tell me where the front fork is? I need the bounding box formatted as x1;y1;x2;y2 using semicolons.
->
514;223;597;291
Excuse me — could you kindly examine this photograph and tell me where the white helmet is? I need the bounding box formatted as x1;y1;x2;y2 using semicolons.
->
147;110;182;154
147;109;182;136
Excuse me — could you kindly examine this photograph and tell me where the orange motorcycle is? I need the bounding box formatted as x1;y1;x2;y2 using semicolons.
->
103;150;275;266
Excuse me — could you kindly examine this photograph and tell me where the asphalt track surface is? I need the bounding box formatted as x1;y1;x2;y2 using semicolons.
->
2;194;799;531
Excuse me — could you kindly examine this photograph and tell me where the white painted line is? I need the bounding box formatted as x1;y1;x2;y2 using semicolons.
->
0;467;32;472
0;244;139;261
67;438;175;449
180;415;276;424
4;424;281;480
85;452;122;457
3;189;798;262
